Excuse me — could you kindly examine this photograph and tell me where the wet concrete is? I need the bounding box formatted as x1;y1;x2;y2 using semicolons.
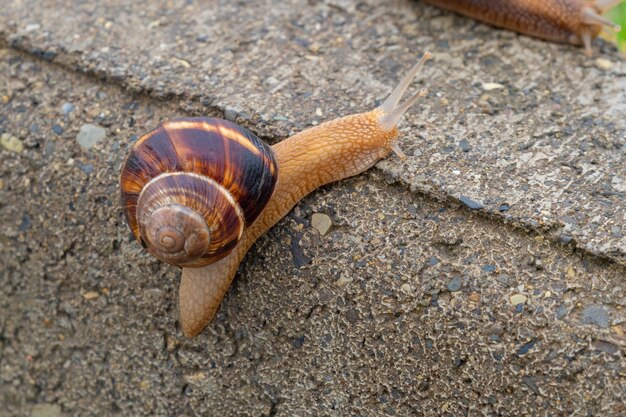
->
1;0;624;265
0;1;625;416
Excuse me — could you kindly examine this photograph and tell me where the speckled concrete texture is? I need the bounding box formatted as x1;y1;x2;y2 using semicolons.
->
1;0;625;265
0;1;625;416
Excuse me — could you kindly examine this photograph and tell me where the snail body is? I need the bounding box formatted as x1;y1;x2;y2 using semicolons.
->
422;0;622;55
121;53;432;337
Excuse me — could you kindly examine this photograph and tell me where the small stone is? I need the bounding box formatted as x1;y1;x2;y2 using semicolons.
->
61;102;75;115
522;376;540;395
556;305;569;319
81;164;94;175
413;149;422;157
482;82;505;91
610;225;622;237
292;335;305;348
447;277;462;292
469;293;480;302
171;57;191;68
224;107;238;122
290;234;311;268
544;291;551;298
196;34;209;42
42;50;56;60
308;42;322;53
496;274;511;286
25;23;41;32
510;294;527;305
441;145;455;154
566;266;575;279
498;204;510;212
43;142;55;158
76;124;106;150
184;372;208;383
459;195;483;210
581;304;609;328
144;288;164;300
459;139;471;152
427;257;439;266
30;403;61;417
559;235;573;244
52;124;63;135
82;291;100;300
166;335;178;352
517;339;536;356
19;214;32;232
1;133;24;153
335;274;353;286
311;213;332;236
482;264;496;273
594;340;618;354
595;58;614;71
611;325;624;338
148;19;165;29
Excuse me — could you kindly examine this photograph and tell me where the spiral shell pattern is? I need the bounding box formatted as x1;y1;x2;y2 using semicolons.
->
120;118;278;267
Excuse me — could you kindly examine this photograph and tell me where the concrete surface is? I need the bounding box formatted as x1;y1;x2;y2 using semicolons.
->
2;0;625;265
0;1;624;416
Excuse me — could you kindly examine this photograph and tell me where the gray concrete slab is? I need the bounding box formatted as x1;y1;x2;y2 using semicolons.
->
1;0;624;264
1;46;625;416
1;1;625;416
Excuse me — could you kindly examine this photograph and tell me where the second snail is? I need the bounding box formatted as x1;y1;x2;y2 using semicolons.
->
121;53;433;337
422;0;622;55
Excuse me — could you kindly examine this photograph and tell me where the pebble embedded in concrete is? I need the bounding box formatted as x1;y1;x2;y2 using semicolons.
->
224;107;238;122
459;195;484;210
595;58;614;71
76;124;106;150
61;102;75;115
482;82;505;91
311;213;332;236
30;403;61;417
510;294;527;305
1;133;24;153
581;304;609;328
447;277;462;292
459;139;471;152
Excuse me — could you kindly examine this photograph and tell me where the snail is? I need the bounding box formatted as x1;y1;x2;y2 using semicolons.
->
422;0;622;56
120;52;432;337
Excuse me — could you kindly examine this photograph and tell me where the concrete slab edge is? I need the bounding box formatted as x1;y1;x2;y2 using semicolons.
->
2;31;623;268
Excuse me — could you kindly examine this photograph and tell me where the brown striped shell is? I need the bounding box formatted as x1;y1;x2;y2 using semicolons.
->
120;118;278;267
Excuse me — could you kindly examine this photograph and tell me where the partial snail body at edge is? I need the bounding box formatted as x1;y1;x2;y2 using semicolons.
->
120;117;278;267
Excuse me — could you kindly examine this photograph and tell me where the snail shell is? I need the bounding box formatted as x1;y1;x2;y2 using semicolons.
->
120;118;278;267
